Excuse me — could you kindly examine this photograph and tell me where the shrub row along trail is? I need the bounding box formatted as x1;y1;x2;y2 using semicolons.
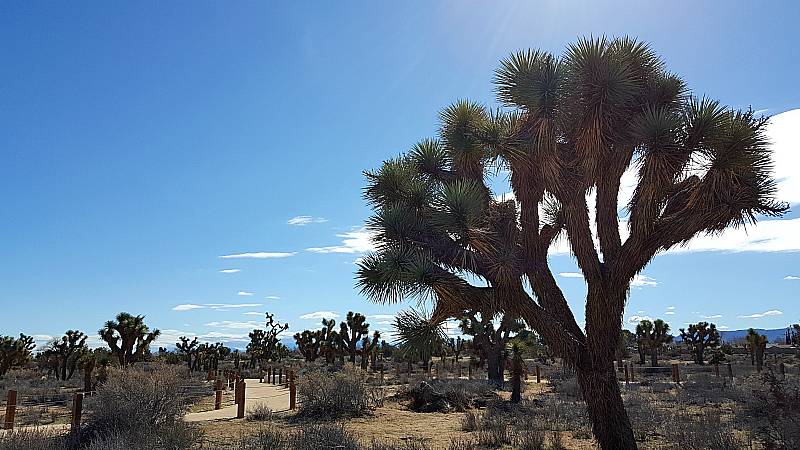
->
185;379;290;422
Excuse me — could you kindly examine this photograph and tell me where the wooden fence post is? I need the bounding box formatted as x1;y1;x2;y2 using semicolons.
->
458;363;461;378
408;362;411;374
780;363;785;376
727;363;733;379
469;363;472;379
630;364;634;382
236;380;245;419
71;392;84;429
715;363;719;377
380;364;384;382
214;379;223;410
624;365;629;384
259;368;263;383
536;365;541;383
4;390;17;430
289;370;296;410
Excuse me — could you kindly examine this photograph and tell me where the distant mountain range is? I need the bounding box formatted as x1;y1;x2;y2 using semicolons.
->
671;328;791;343
718;328;791;343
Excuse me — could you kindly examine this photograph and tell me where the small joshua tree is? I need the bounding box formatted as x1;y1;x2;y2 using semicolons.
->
176;336;199;370
0;333;35;376
44;330;88;380
637;319;672;367
340;311;370;364
507;339;527;404
680;322;720;365
360;331;381;370
745;328;767;367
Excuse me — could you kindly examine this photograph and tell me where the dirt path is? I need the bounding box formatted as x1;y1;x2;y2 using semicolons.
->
184;378;290;422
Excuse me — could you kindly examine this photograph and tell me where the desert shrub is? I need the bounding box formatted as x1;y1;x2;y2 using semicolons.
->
544;367;582;398
296;364;383;419
0;427;70;450
514;429;545;450
75;363;200;450
228;425;290;450
398;379;498;412
666;408;750;450
445;439;476;450
548;431;565;450
475;422;511;447
739;371;800;449
246;404;273;421
461;410;479;431
292;423;360;450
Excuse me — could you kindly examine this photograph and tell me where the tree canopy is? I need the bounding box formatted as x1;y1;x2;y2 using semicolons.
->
357;37;786;450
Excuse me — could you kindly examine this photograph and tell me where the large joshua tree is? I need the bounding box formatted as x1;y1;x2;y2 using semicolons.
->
356;37;786;449
99;313;160;367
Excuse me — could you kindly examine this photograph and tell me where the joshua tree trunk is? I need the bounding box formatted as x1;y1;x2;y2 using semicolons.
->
577;368;637;450
650;347;658;367
486;345;503;385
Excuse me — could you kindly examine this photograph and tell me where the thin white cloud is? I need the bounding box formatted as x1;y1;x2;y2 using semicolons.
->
668;306;675;310
627;315;653;325
785;276;800;280
173;304;204;311
717;325;730;330
377;321;391;325
265;296;280;299
219;252;296;259
737;310;783;319
700;314;722;319
631;275;657;288
299;311;340;320
665;312;675;315
220;269;240;273
287;216;328;226
243;312;263;315
203;320;274;330
306;229;376;254
558;272;584;278
204;303;261;309
237;291;253;296
370;315;396;320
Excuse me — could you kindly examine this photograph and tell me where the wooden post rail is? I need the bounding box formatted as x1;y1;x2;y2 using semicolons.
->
4;390;17;430
214;379;223;410
71;392;84;429
289;370;296;410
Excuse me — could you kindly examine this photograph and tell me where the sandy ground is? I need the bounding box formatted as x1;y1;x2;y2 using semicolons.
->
185;378;291;422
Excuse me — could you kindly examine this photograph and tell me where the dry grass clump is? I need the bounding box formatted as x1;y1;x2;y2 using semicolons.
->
0;427;70;450
246;404;274;422
296;364;383;420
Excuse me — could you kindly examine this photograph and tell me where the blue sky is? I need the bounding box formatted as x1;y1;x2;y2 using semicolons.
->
1;1;798;350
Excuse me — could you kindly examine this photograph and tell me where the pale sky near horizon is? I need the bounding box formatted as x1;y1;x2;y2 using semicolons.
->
1;1;798;350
